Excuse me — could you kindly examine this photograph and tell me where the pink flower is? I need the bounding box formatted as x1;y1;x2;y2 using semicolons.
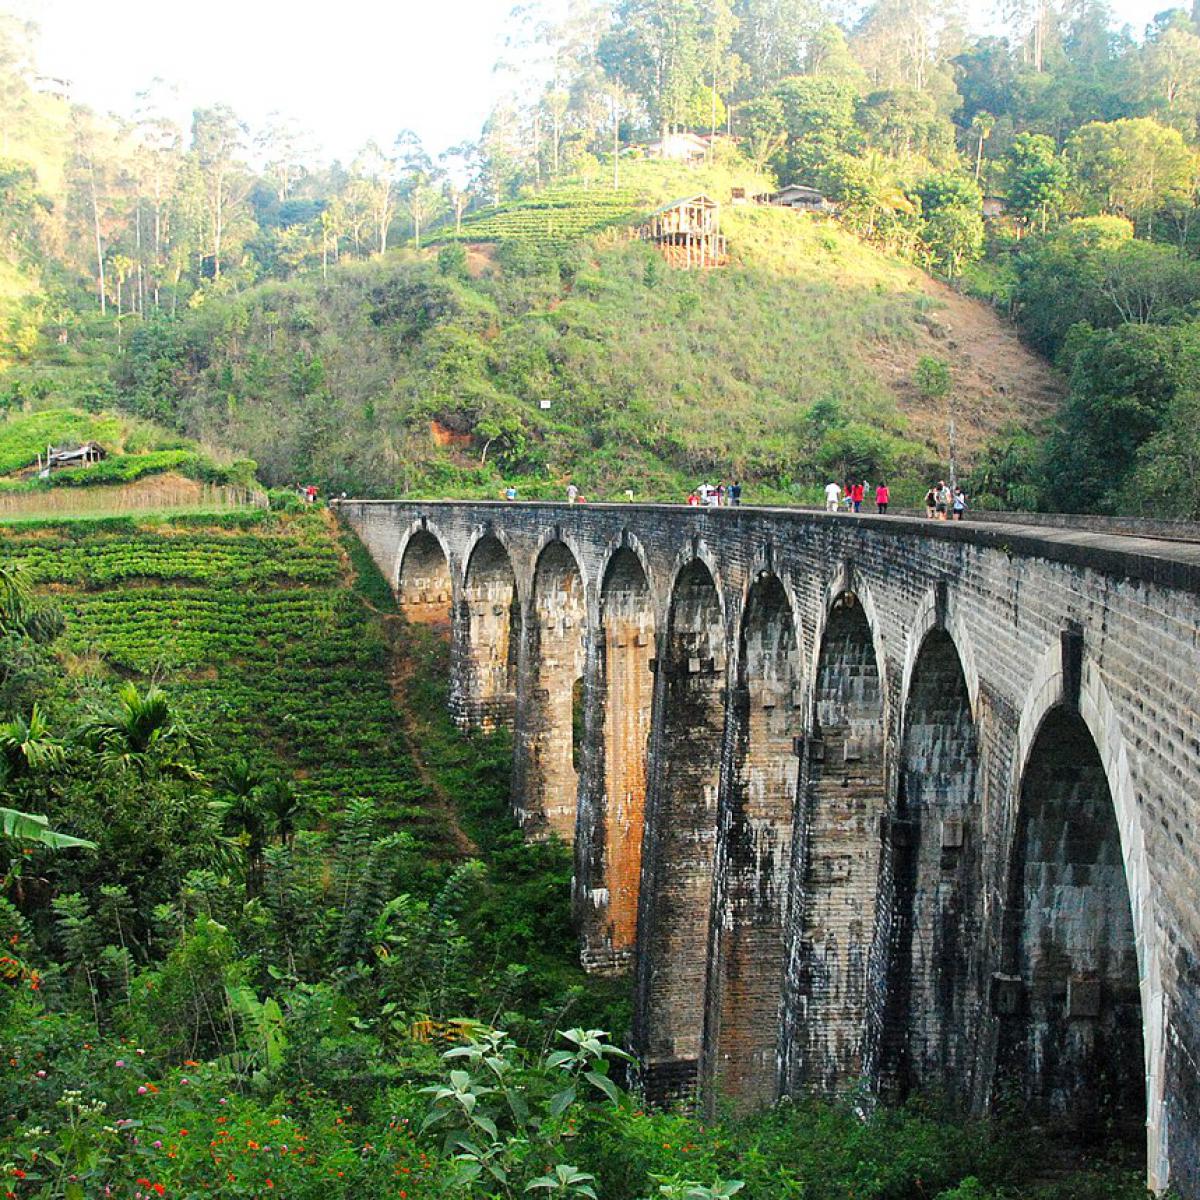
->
179;1078;190;1085
116;1060;126;1068
153;1141;162;1149
137;1086;148;1095
35;1070;46;1078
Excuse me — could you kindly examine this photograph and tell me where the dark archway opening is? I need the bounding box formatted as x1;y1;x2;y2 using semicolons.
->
882;629;980;1104
639;558;724;1104
995;705;1144;1155
796;591;885;1094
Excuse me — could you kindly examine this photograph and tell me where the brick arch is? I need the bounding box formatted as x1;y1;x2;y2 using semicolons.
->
707;569;803;1110
793;584;888;1094
395;524;454;628
580;545;658;974
637;554;727;1104
1008;641;1167;1190
394;517;454;588
456;531;522;731
808;565;890;735
528;526;592;617
513;540;589;841
592;531;658;630
898;585;981;728
882;625;981;1102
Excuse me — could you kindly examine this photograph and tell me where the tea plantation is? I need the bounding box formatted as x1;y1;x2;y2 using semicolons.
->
0;510;433;825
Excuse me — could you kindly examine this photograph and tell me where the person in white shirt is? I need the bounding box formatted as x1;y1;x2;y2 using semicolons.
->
824;481;841;513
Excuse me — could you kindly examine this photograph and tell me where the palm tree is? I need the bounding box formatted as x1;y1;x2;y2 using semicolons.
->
971;112;996;182
213;757;271;896
0;704;64;783
82;682;200;779
0;563;62;643
0;707;93;857
259;778;303;848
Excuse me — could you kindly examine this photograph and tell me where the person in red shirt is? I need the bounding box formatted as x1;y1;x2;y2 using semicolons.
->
876;482;890;513
851;481;865;512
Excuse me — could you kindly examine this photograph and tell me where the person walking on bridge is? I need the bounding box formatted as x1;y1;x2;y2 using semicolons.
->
567;482;578;504
851;481;865;513
730;480;742;506
875;481;890;514
824;481;842;513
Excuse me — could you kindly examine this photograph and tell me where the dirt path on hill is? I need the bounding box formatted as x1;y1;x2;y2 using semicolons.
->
868;277;1067;463
325;510;478;859
378;614;479;860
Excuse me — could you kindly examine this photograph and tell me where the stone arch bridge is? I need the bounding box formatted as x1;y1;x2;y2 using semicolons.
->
335;499;1200;1196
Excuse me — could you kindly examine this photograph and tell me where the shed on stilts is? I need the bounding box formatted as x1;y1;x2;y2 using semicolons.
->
633;194;728;269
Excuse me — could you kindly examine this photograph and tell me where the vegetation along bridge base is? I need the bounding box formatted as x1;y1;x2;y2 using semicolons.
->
334;498;1200;1197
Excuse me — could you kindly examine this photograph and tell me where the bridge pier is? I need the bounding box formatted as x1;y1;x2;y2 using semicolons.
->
338;499;1200;1197
635;557;727;1104
703;570;802;1111
578;546;656;973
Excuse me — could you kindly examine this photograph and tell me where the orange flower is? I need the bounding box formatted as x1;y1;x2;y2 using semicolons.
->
153;1185;166;1196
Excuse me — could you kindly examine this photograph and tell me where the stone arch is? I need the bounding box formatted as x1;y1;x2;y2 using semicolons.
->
1003;643;1166;1189
795;588;887;1094
457;532;521;731
898;586;981;726
395;527;453;629
581;545;656;973
638;555;728;1103
881;626;981;1102
808;566;890;733
709;570;803;1109
513;540;588;840
995;703;1144;1154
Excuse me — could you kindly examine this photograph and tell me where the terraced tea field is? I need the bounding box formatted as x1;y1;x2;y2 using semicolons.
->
0;510;443;831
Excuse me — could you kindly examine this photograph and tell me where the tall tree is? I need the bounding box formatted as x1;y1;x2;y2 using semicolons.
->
190;105;250;280
1005;131;1070;231
598;0;706;138
353;141;397;254
1134;12;1200;136
1067;117;1196;233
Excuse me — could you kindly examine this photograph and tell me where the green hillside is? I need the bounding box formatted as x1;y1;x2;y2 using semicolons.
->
107;165;1061;505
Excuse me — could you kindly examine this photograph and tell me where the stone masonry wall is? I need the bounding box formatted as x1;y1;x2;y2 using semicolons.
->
336;499;1200;1197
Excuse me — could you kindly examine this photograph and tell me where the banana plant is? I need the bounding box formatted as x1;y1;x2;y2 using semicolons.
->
0;807;95;851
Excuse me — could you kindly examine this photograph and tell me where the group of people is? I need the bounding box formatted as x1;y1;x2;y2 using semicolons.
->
824;480;890;514
687;480;742;507
821;478;968;519
924;480;968;520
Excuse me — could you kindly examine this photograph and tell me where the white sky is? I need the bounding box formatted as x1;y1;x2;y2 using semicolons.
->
9;0;1179;163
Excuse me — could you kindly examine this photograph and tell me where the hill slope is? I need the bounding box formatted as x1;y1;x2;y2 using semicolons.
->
108;168;1062;503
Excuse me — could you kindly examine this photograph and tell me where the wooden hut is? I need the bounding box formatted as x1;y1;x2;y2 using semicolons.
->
634;194;727;269
46;441;106;470
773;183;831;212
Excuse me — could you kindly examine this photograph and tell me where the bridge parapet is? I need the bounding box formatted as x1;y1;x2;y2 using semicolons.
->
336;498;1200;1197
